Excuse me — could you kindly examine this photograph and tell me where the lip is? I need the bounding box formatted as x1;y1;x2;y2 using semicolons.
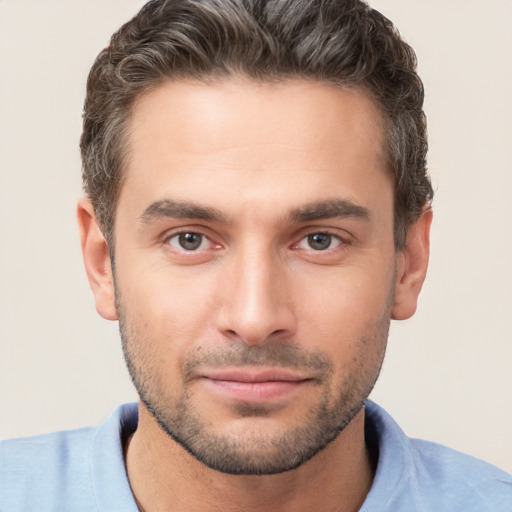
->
199;368;312;403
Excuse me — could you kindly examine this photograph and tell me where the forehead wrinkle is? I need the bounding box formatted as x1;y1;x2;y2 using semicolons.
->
139;199;230;224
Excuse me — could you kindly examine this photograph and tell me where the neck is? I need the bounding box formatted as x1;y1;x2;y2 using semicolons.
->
125;403;375;512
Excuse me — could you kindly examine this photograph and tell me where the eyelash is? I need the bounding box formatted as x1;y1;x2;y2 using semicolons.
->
162;229;348;254
305;233;343;251
163;230;219;253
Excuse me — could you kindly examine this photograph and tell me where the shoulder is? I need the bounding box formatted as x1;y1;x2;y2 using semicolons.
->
0;426;97;511
0;403;139;512
362;401;512;512
409;438;512;508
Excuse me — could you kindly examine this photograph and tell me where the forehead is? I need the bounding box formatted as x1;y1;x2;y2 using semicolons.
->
120;78;391;220
127;78;387;165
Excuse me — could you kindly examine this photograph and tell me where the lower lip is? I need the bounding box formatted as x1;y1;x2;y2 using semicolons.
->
202;378;308;402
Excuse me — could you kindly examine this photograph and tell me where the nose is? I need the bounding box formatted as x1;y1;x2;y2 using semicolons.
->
216;247;297;345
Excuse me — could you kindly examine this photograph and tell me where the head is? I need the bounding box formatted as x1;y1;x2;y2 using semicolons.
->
78;0;432;476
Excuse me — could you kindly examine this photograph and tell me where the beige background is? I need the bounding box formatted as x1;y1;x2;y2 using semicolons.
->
0;1;511;472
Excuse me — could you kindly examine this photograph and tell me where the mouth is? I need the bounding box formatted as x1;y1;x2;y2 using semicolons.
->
199;368;313;403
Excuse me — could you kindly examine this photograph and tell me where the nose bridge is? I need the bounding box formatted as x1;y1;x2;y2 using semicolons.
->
218;238;296;344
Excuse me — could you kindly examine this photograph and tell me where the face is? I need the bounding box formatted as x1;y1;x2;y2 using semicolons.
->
112;79;398;475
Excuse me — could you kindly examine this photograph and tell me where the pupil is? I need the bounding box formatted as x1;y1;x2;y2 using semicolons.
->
308;233;331;250
179;233;202;250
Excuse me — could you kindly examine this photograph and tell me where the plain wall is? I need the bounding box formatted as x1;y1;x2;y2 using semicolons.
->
0;0;511;472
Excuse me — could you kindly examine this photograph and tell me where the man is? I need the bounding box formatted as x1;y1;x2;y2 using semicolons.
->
1;0;510;510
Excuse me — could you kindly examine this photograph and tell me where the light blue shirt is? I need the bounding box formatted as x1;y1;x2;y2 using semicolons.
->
1;401;511;511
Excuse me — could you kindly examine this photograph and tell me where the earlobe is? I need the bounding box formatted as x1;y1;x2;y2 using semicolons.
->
77;199;118;321
391;208;433;321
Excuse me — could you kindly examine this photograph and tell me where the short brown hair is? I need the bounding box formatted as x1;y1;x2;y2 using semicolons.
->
81;0;433;250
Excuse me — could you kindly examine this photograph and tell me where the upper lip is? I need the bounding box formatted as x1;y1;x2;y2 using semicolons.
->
200;368;311;383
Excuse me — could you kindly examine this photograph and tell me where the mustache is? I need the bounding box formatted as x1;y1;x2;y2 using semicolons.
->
182;341;332;379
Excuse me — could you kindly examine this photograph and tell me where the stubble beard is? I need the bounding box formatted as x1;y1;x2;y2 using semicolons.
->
117;299;390;476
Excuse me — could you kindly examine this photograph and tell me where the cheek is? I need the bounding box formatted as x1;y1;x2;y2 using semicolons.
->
116;271;212;397
116;260;220;351
294;265;394;351
296;271;392;402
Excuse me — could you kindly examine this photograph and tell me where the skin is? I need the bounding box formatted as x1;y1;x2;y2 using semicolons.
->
78;79;431;512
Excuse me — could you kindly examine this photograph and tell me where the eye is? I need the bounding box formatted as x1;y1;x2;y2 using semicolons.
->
298;232;341;251
168;232;208;251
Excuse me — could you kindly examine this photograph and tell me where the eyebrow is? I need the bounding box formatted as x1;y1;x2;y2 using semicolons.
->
139;198;370;225
289;199;371;223
139;199;228;224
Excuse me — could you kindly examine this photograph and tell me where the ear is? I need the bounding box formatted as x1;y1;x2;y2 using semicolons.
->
391;208;433;320
77;198;118;321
